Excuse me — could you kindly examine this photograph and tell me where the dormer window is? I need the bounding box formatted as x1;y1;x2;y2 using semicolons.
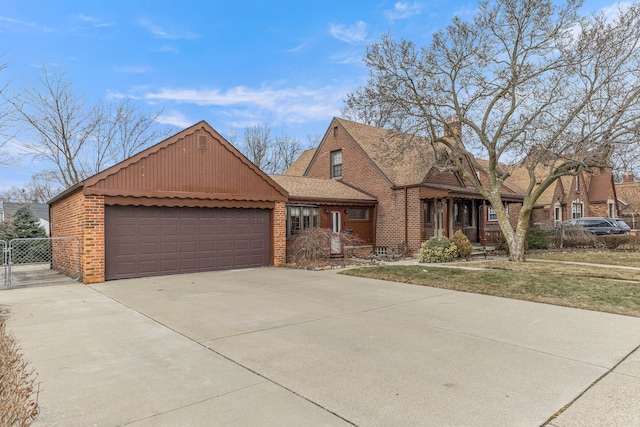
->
331;150;342;178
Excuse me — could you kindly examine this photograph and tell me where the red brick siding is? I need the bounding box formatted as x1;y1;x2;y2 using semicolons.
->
273;201;286;266
82;196;105;284
50;191;105;284
305;121;402;250
50;189;84;279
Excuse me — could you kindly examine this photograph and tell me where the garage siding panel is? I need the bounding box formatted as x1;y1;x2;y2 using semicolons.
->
105;205;271;280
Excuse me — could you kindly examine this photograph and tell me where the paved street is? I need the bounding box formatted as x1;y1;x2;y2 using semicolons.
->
3;267;640;426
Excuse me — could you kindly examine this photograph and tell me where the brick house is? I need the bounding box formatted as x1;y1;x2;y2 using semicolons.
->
616;173;640;229
285;118;523;253
49;121;288;283
504;165;618;226
268;174;377;256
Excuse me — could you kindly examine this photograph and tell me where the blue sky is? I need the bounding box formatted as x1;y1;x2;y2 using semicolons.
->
0;0;622;191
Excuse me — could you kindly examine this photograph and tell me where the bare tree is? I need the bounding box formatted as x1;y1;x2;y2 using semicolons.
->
0;171;62;203
342;86;397;128
0;59;16;166
346;0;640;261
272;133;304;174
6;65;171;187
240;123;306;174
242;123;271;171
93;99;172;168
7;66;101;187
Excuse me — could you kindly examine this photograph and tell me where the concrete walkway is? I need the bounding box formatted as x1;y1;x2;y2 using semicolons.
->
3;267;640;426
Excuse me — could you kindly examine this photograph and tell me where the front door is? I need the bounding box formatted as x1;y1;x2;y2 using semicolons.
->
330;210;342;255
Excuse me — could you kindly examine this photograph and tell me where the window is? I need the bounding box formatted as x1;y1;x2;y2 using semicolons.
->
333;126;338;137
608;201;615;218
347;208;368;220
572;203;582;219
464;201;473;226
488;204;508;222
488;206;497;221
554;205;562;223
423;201;433;224
575;176;580;192
330;150;342;178
287;205;319;237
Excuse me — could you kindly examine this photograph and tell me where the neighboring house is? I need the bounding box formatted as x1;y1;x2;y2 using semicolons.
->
504;165;618;227
285;118;523;252
2;202;51;236
616;173;640;229
49;121;288;284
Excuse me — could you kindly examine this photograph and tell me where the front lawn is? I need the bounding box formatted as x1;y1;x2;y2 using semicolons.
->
340;263;640;317
528;251;640;267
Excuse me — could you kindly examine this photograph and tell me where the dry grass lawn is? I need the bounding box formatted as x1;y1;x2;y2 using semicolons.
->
528;251;640;268
341;254;640;317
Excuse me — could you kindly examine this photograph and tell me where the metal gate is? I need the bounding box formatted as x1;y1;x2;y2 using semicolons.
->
1;237;80;289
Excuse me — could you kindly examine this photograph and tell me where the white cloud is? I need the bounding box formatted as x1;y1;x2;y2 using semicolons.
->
143;83;344;124
599;1;632;21
0;16;36;33
157;110;193;128
385;2;424;20
139;19;199;40
72;13;115;28
156;44;180;54
329;20;367;44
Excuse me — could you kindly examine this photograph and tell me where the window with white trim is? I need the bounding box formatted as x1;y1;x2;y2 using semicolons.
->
572;203;582;219
287;205;319;237
488;204;508;222
330;150;342;178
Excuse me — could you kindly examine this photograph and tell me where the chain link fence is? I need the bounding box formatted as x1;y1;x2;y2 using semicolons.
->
0;240;6;287
1;237;80;288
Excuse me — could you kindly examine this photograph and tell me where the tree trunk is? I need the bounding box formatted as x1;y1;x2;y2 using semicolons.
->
506;210;532;262
507;228;527;261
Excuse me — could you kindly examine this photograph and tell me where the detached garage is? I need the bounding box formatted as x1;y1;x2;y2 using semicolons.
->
49;121;288;283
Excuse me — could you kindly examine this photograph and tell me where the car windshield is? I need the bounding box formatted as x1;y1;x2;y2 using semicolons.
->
615;219;630;228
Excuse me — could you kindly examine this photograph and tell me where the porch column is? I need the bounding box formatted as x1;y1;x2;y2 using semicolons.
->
479;203;487;246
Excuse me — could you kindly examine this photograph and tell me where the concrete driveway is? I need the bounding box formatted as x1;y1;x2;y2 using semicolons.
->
3;267;640;426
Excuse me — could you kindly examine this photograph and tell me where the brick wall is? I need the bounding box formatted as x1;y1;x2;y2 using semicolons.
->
82;196;105;284
305;120;403;251
406;187;422;251
50;189;84;279
273;201;286;266
50;191;106;284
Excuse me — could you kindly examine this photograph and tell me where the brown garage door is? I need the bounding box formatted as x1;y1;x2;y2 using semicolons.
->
105;205;271;280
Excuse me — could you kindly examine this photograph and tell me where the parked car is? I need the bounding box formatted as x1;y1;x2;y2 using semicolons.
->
612;218;631;233
567;217;630;235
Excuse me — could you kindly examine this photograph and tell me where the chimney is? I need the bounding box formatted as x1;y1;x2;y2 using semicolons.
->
444;116;461;138
623;172;635;183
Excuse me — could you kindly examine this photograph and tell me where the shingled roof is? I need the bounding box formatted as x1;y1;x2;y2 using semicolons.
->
336;118;436;186
269;175;376;204
283;147;316;176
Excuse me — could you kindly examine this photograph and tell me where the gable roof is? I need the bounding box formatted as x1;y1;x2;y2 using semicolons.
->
269;175;376;204
615;180;640;213
284;147;316;176
503;163;560;206
336;118;438;186
504;163;615;207
50;121;288;206
587;170;615;203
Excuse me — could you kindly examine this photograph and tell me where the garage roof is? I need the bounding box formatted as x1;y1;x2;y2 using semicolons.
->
50;121;288;208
